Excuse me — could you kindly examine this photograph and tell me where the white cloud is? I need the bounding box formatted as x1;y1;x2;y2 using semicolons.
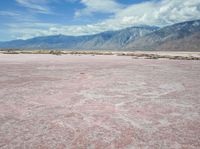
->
9;22;106;39
0;10;37;23
0;11;21;17
105;0;200;27
15;0;52;14
7;0;200;40
75;0;124;17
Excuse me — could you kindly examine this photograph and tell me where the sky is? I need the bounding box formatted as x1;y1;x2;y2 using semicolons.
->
0;0;200;41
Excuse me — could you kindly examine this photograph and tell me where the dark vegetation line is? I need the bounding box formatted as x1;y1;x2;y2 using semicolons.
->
1;49;200;60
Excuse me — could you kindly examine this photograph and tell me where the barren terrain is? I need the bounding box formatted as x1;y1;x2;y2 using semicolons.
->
0;54;200;149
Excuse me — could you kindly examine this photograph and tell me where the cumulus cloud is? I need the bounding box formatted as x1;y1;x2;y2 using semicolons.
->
7;0;200;40
111;0;200;26
75;0;124;17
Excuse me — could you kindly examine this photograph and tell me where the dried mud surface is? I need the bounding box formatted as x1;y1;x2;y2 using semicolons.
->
0;54;200;149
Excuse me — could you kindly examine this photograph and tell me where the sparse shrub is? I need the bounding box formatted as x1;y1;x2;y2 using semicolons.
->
146;55;159;59
3;51;19;54
49;50;63;55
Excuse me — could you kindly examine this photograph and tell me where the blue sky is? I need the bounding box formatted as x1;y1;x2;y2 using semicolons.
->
0;0;200;41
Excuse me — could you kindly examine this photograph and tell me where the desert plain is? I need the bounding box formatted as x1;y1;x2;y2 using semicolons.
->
0;53;200;149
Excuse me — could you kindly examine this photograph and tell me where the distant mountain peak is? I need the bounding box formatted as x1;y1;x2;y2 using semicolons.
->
126;20;200;51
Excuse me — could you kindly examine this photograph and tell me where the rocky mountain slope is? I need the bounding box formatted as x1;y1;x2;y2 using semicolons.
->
0;20;200;51
126;20;200;51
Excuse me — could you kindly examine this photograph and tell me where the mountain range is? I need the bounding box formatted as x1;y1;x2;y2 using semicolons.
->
0;20;200;51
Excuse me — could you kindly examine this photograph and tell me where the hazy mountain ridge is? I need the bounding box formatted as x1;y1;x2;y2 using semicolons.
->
0;20;200;51
0;26;159;50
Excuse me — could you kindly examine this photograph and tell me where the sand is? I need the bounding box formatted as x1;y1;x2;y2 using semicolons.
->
0;54;200;149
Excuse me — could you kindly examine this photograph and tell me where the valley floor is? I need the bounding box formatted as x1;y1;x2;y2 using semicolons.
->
0;54;200;148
